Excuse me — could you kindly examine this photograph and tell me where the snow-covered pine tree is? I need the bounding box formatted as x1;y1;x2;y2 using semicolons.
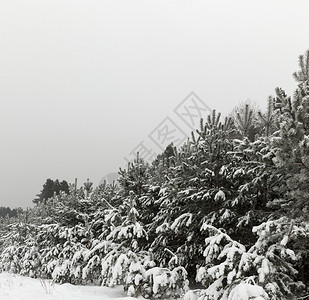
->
230;101;262;141
118;153;150;198
230;135;282;246
0;179;101;284
272;51;309;219
99;189;148;287
0;214;40;278
190;217;306;300
80;181;122;284
150;111;248;281
258;96;276;138
271;49;309;284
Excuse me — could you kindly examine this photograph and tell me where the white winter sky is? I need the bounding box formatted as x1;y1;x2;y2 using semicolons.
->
0;0;308;208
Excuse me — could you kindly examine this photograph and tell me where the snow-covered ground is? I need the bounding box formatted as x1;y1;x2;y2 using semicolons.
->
0;272;145;300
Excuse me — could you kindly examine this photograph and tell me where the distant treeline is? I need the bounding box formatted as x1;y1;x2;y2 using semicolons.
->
0;207;19;218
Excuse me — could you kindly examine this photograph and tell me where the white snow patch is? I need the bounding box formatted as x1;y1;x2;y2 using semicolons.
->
0;272;142;300
280;235;288;246
228;282;269;300
214;190;225;201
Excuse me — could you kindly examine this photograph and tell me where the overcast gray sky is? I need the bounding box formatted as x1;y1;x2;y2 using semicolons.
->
1;0;308;208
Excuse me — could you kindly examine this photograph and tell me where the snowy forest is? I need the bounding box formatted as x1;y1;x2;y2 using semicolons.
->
1;51;309;300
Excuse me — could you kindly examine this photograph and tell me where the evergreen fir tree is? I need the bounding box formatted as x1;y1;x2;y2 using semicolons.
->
272;50;309;220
